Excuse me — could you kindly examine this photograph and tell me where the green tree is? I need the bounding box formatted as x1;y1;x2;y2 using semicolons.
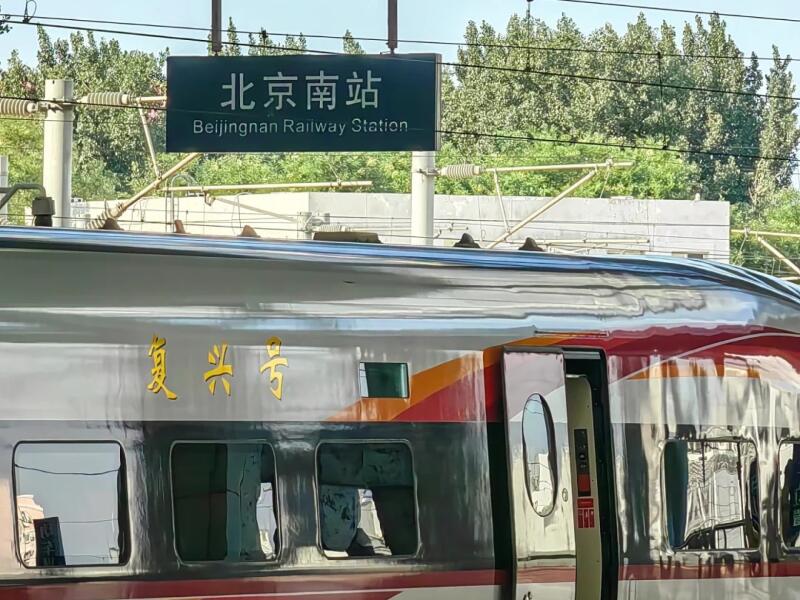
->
0;117;121;222
0;26;166;198
247;29;307;56
224;18;242;56
0;118;41;222
751;47;800;205
343;30;365;55
679;15;762;202
443;12;790;204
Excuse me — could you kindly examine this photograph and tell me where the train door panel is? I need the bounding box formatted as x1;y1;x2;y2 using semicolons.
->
502;350;576;600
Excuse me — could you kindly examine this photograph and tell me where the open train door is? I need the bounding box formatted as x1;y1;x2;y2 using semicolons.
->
502;349;577;600
503;348;612;600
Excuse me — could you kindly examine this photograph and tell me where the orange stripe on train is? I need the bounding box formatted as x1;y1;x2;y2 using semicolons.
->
328;335;574;423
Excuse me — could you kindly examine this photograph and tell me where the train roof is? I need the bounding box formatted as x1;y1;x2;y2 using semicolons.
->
1;225;799;307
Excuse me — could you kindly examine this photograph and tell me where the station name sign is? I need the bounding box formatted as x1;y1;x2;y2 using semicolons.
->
166;54;441;153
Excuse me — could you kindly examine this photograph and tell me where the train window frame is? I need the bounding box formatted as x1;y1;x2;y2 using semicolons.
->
314;439;421;560
168;439;281;565
661;437;761;555
521;393;558;517
777;439;800;553
12;440;130;569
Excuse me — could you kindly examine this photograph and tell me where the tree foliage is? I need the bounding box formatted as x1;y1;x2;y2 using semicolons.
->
444;13;798;204
0;25;165;208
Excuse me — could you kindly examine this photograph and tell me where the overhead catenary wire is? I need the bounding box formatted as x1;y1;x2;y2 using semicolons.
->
0;97;796;165
13;106;773;183
3;19;800;106
9;214;775;262
5;11;799;63
0;216;732;256
0;215;765;265
439;129;797;164
1;207;734;249
0;206;723;238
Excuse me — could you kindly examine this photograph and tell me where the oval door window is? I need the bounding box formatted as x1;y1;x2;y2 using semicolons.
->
522;394;558;516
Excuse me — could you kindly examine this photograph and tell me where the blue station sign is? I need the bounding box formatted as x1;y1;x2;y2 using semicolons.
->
166;54;441;153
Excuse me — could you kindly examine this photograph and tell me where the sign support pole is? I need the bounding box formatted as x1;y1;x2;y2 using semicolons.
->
411;151;435;246
211;0;222;54
387;0;398;54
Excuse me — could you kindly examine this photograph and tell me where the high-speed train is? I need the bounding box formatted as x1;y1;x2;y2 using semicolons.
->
0;225;799;600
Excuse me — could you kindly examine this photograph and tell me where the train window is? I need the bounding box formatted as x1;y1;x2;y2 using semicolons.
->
317;442;417;558
359;363;409;398
522;394;557;516
779;442;800;549
13;442;128;567
171;442;278;562
664;439;760;551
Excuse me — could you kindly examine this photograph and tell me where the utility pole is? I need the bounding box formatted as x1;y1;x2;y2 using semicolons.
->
0;156;8;221
211;0;223;54
42;79;74;228
410;152;436;246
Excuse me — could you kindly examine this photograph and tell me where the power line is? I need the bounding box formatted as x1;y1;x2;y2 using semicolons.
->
557;0;800;25
4;19;800;105
2;203;741;250
2;18;340;56
2;87;798;164
0;209;732;245
7;12;798;63
439;129;796;163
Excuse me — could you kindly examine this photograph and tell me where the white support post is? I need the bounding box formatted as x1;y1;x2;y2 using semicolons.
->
411;151;435;246
0;155;8;220
42;79;75;228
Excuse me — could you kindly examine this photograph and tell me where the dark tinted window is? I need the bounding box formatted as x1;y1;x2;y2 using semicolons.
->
318;442;417;557
171;443;278;562
779;442;800;548
358;363;409;398
664;439;759;551
14;442;127;567
522;394;557;516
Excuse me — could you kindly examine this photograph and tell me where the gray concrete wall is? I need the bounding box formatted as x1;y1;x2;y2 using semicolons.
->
308;193;730;261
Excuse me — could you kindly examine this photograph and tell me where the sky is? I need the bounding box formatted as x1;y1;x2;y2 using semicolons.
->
0;0;799;85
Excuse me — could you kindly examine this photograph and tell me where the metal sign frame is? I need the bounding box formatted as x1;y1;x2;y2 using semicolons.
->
166;54;441;153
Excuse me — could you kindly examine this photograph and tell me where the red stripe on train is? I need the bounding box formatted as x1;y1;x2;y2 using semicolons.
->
2;593;400;600
0;570;504;600
8;562;800;598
